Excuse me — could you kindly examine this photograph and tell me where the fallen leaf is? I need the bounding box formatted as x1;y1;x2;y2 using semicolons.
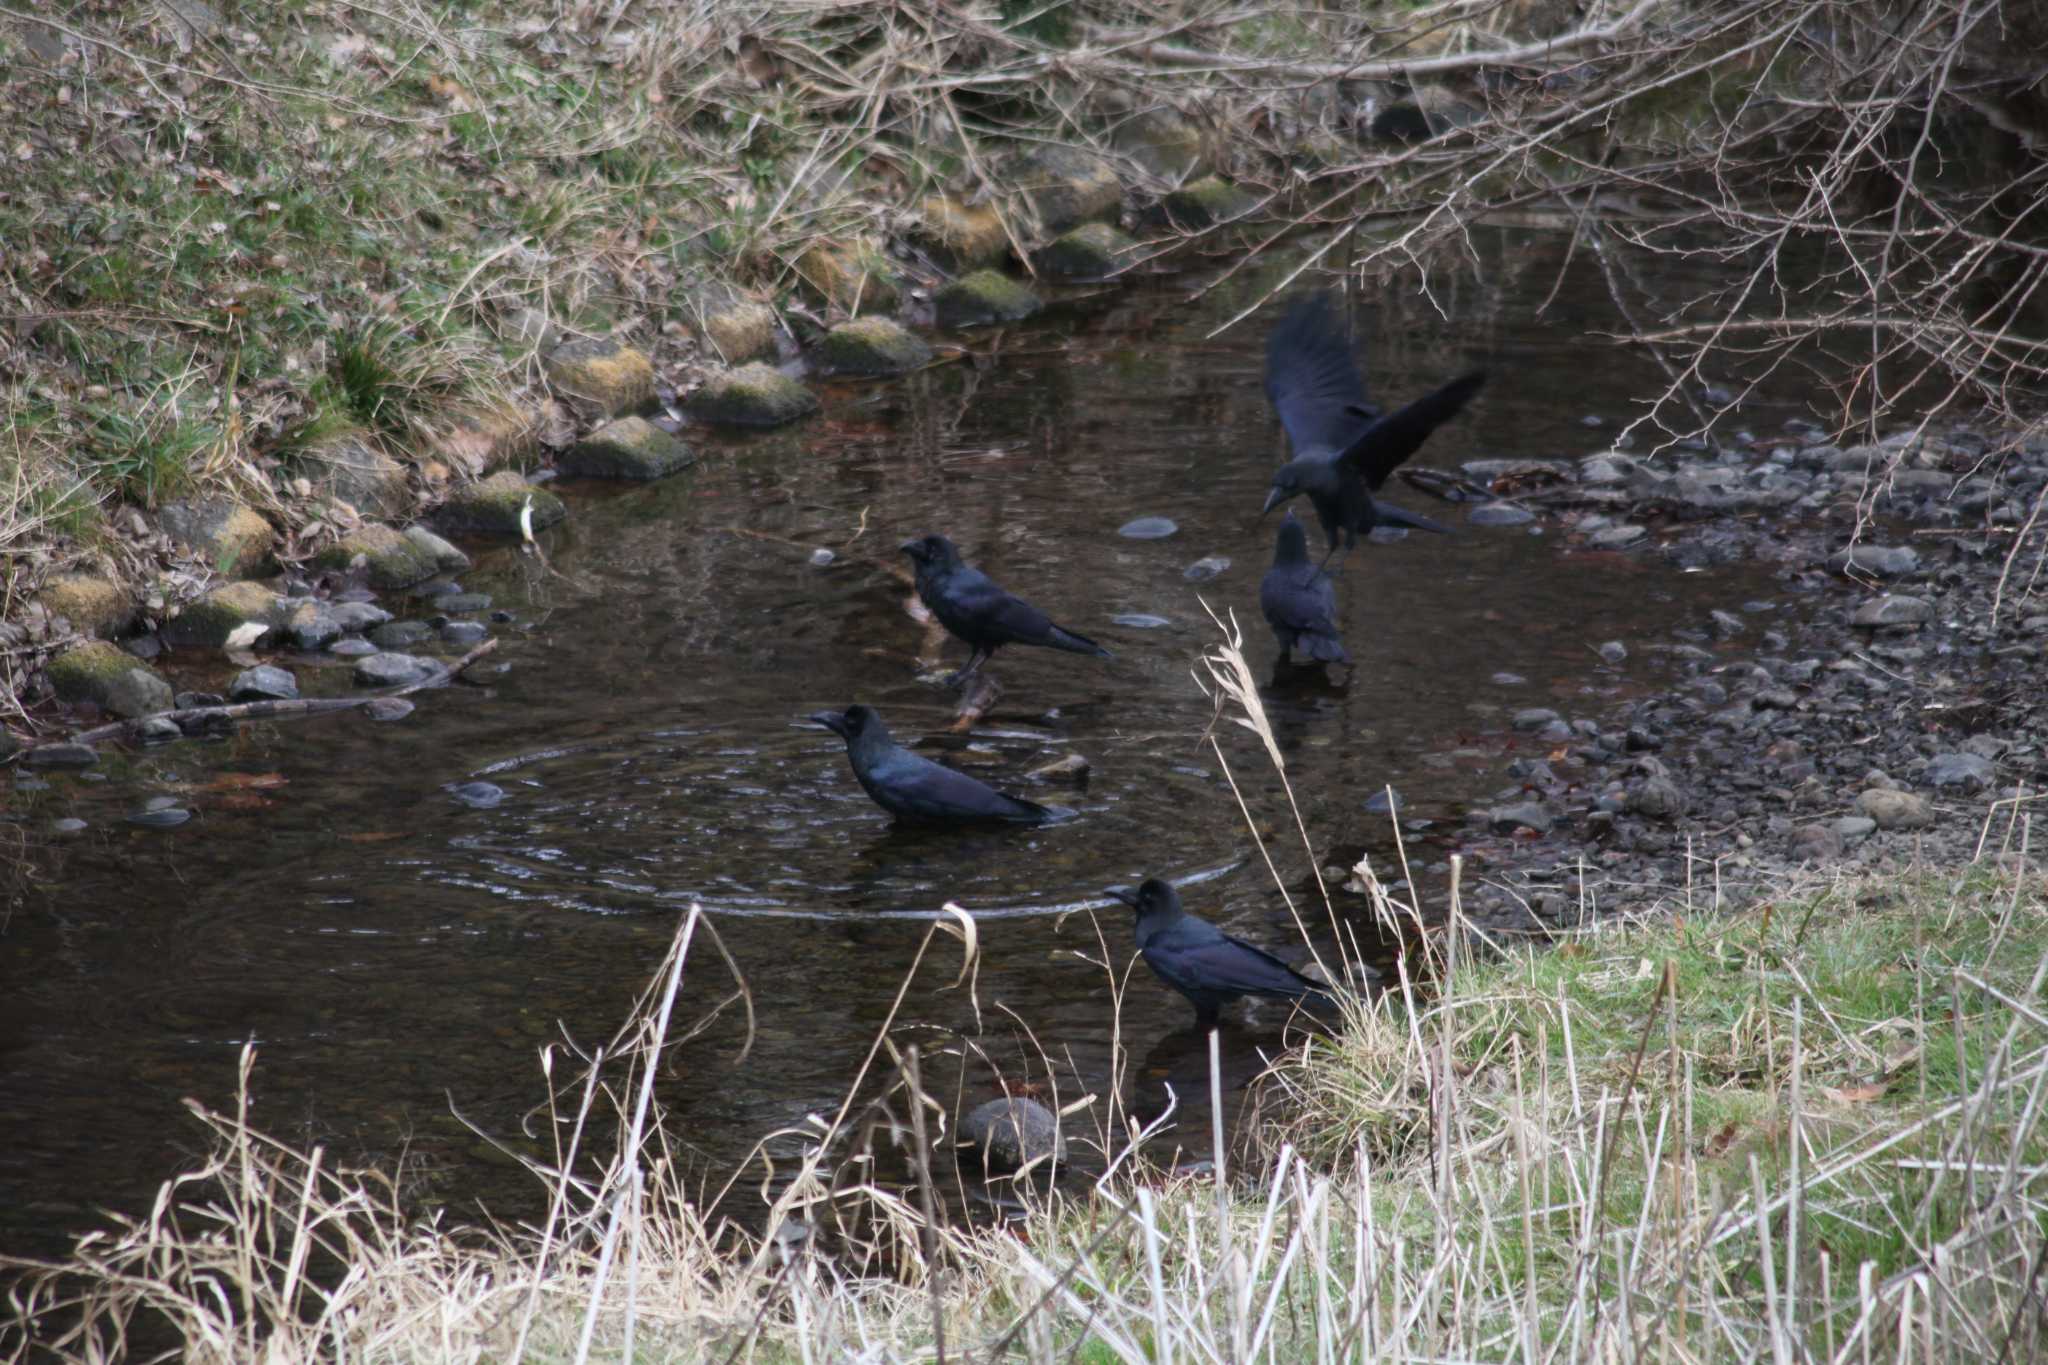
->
1703;1121;1742;1157
1823;1081;1889;1105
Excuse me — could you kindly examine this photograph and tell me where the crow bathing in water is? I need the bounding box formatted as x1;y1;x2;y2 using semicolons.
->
811;705;1059;826
901;532;1111;686
1259;512;1348;665
1261;292;1485;571
1107;878;1334;1030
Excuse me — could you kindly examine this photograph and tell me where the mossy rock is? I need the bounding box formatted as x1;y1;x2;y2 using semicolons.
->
403;524;470;573
158;496;275;576
544;337;656;416
302;431;410;518
685;287;778;364
427;402;543;479
34;573;136;639
818;318;934;377
561;416;698;480
685;364;820;428
1111;108;1209;181
1155;176;1258;231
162;580;287;649
46;640;174;719
438;470;568;536
794;239;900;315
1036;222;1140;280
315;523;441;590
1010;144;1123;235
917;196;1010;269
934;270;1041;328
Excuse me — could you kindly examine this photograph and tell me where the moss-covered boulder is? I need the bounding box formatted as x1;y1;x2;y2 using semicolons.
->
935;270;1041;328
1011;144;1123;235
46;640;174;718
685;287;778;364
158;497;274;576
560;416;698;480
1156;176;1258;231
818;318;934;377
794;238;900;315
1036;222;1140;280
302;431;410;518
438;470;568;536
1111;108;1209;181
34;573;136;639
685;364;820;428
162;580;286;649
917;196;1010;269
403;524;470;573
315;523;441;590
544;337;656;416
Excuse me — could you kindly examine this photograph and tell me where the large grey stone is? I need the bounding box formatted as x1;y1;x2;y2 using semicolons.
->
561;416;697;480
45;641;173;718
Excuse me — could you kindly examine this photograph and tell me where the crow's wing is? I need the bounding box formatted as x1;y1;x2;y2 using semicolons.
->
1264;293;1375;456
1148;917;1324;997
1259;565;1337;634
861;744;1048;824
942;566;1061;647
1337;371;1486;488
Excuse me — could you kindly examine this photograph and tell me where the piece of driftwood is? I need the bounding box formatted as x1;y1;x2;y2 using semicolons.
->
950;673;1001;732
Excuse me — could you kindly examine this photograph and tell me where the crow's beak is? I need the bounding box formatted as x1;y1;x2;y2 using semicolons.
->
898;538;922;558
1104;885;1140;908
1261;486;1288;517
808;710;849;736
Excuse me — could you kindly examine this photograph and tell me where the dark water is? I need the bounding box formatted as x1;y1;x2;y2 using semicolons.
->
0;228;1797;1257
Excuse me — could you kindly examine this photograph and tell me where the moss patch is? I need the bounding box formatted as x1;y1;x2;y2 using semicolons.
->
1036;222;1141;279
934;270;1041;328
685;364;820;428
794;239;901;315
162;581;286;650
1155;176;1258;230
438;470;568;536
686;288;779;364
544;338;656;416
1010;144;1123;235
315;523;442;590
818;318;934;376
917;196;1011;269
34;573;136;640
45;640;174;718
561;416;698;480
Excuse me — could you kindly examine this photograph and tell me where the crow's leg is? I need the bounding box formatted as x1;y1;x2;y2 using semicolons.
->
944;646;990;689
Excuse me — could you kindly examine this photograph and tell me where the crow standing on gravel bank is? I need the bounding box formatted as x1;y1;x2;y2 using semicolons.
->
901;533;1111;686
1259;511;1348;665
1107;878;1333;1030
1261;292;1486;571
811;705;1060;826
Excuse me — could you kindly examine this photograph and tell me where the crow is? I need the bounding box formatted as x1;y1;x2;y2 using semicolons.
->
811;705;1059;826
1261;291;1485;572
1259;512;1348;665
901;533;1111;686
1107;878;1333;1030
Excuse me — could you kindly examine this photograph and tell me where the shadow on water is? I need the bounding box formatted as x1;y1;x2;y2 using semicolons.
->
0;226;1803;1257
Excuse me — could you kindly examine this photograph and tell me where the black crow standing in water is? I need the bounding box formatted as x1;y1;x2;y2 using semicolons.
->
1259;511;1349;666
901;533;1111;686
811;705;1060;826
1261;292;1486;572
1107;879;1333;1031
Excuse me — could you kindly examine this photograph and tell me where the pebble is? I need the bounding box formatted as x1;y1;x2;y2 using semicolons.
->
1488;802;1553;835
1511;708;1561;731
435;592;493;613
1467;502;1535;526
330;638;379;657
1925;751;1994;792
330;602;393;632
228;665;299;702
1855;787;1934;829
1789;824;1844;861
51;817;88;835
441;621;489;646
1118;517;1178;540
1626;776;1688;821
1833;816;1877;842
138;717;183;744
1491;672;1527;686
1587;524;1646;549
1710;609;1746;638
364;697;415;722
1182;556;1231;581
1364;787;1403;817
22;743;97;769
126;805;191;829
447;781;505;809
808;547;836;568
369;621;434;649
1852;595;1933;627
354;653;440;687
1830;545;1920;578
1112;614;1171;629
1598;640;1627;664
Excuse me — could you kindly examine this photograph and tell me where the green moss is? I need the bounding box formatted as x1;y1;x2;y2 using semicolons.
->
684;363;820;428
1156;176;1258;231
314;523;441;589
437;470;568;535
934;270;1041;328
1036;222;1140;279
560;416;698;480
817;318;934;376
45;641;173;718
34;573;136;639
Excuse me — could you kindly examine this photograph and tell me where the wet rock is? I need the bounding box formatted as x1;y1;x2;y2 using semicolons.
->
330;601;394;633
1512;708;1561;731
1852;595;1934;628
438;470;569;536
808;548;836;568
316;523;441;591
1833;816;1877;843
1364;787;1403;817
685;286;778;364
434;592;492;614
1026;752;1091;783
46;641;173;718
958;1097;1065;1171
1856;787;1934;829
369;621;434;649
1626;776;1688;821
163;581;286;649
281;601;342;650
127;805;191;830
1925;751;1994;792
34;573;137;640
403;525;470;574
1118;517;1178;540
228;665;299;702
23;742;98;769
1598;640;1628;664
364;697;414;722
794;237;899;314
1587;523;1646;549
1467;502;1535;526
1790;823;1844;861
817;318;933;377
1036;221;1139;279
934;270;1041;328
1156;176;1255;231
561;415;697;480
329;638;378;660
304;431;411;518
1710;609;1746;638
684;363;820;428
1830;545;1920;578
1010;143;1122;234
354;652;439;687
51;817;88;836
139;716;184;743
1111;108;1208;181
1182;555;1230;581
916;196;1009;269
1489;802;1553;834
159;497;275;576
1113;613;1171;628
447;780;505;809
441;621;488;646
544;336;656;416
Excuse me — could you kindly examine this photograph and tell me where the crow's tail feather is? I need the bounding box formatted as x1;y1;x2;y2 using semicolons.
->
1046;625;1113;659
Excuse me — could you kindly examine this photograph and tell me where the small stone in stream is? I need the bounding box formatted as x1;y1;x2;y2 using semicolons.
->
403;525;471;573
1626;776;1688;821
1833;816;1877;842
1489;802;1553;835
561;415;698;480
435;592;492;614
1598;640;1627;664
1491;672;1527;686
175;692;225;709
1710;609;1746;638
364;697;414;722
1155;176;1256;230
354;653;440;687
1467;502;1535;526
491;610;515;624
51;817;88;836
1035;221;1139;279
1830;545;1919;578
124;635;162;662
1183;556;1230;581
1118;517;1178;540
809;547;836;567
1512;708;1561;731
958;1097;1065;1171
1113;613;1171;629
329;638;379;657
1587;524;1646;549
415;580;461;598
229;665;299;702
369;621;434;649
447;781;504;809
329;601;392;632
1852;595;1933;627
1856;787;1934;829
441;621;488;646
1025;752;1091;783
138;717;183;743
162;580;285;649
1789;823;1844;861
1580;415;1605;427
127;806;191;829
1925;751;1994;792
283;603;342;651
1364;787;1403;817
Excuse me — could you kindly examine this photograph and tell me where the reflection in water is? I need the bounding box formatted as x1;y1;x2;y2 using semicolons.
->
0;228;1798;1258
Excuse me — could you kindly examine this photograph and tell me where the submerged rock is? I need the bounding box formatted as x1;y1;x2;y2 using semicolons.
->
368;620;434;649
316;523;440;591
354;652;440;687
958;1097;1065;1171
446;780;505;809
1035;221;1139;279
1025;752;1091;784
685;363;820;428
1467;502;1535;526
364;697;415;722
46;641;173;718
544;336;655;416
562;416;697;480
163;581;286;649
22;742;98;769
438;470;568;536
1488;802;1553;835
1830;545;1920;578
1182;555;1231;581
817;318;933;377
934;270;1041;328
